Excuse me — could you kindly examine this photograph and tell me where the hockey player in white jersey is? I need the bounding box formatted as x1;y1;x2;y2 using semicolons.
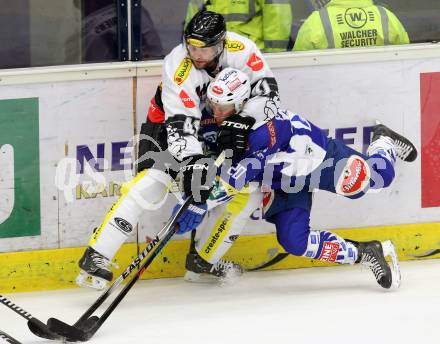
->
77;10;279;289
176;67;418;289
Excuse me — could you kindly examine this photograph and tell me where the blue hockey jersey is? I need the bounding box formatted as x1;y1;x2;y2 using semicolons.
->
218;109;330;192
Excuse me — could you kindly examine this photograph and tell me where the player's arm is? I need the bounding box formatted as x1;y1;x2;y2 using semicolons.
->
137;83;168;172
217;113;293;193
232;33;279;99
161;56;204;162
242;42;281;122
161;56;217;204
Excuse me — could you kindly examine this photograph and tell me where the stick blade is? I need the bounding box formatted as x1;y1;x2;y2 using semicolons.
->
48;317;90;342
27;317;63;340
77;315;100;331
246;252;289;271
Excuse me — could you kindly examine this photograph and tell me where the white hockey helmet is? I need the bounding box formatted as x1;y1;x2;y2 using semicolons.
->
207;67;251;113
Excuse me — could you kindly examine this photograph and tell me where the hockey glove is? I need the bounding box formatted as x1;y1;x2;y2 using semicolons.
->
172;200;208;234
217;114;256;161
251;77;278;97
180;154;214;203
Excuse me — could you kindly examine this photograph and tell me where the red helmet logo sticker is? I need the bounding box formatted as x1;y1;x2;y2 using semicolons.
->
212;85;223;95
247;53;264;71
179;90;196;108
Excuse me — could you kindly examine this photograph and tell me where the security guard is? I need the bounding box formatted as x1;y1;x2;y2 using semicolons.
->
185;0;293;52
294;0;409;51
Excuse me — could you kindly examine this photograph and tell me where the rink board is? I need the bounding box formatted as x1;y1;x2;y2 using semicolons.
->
0;222;439;293
0;44;439;292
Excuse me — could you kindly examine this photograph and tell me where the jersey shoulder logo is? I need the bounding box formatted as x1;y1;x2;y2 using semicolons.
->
179;90;196;108
225;39;246;52
246;53;264;71
174;57;192;85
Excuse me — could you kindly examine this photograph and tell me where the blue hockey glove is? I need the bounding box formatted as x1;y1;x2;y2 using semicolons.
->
172;201;208;234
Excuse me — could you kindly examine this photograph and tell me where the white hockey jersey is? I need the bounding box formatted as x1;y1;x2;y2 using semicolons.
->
161;31;275;161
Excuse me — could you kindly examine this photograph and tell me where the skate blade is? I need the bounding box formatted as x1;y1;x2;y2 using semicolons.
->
382;240;401;289
76;270;108;290
219;268;243;286
184;269;243;285
184;271;220;284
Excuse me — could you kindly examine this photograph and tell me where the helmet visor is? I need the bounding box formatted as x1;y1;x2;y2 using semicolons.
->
186;40;224;62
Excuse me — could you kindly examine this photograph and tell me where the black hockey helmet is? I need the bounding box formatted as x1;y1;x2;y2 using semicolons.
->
184;10;227;48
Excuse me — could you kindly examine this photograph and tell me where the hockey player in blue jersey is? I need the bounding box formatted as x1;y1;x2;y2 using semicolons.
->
175;67;417;289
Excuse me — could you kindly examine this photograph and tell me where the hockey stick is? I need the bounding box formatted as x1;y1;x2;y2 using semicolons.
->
246;252;289;271
0;295;62;340
37;152;227;342
47;202;189;341
28;197;192;342
0;329;22;344
188;229;288;273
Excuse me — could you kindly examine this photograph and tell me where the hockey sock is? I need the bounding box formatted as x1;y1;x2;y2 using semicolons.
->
303;230;358;264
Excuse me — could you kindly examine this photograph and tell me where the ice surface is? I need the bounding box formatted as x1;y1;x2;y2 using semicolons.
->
1;259;438;344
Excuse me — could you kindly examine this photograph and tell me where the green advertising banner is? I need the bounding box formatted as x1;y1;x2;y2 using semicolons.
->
0;98;40;238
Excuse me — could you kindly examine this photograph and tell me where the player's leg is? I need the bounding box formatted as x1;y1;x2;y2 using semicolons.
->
320;122;417;198
266;190;399;288
77;168;172;289
185;185;263;282
366;122;417;188
273;207;358;264
368;122;417;163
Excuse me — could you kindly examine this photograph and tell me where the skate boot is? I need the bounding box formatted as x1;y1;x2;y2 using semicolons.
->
355;240;401;289
184;250;243;283
76;247;116;290
370;123;418;162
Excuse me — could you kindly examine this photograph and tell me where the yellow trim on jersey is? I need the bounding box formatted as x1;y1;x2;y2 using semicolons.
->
199;191;251;261
89;170;148;246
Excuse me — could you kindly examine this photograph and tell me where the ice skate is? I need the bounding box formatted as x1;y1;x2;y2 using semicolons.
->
184;252;243;283
370;123;417;162
76;247;116;290
356;240;401;289
184;245;243;283
183;230;243;283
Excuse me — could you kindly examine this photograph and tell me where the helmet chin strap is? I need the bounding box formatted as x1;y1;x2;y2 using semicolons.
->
204;56;221;76
203;45;225;76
